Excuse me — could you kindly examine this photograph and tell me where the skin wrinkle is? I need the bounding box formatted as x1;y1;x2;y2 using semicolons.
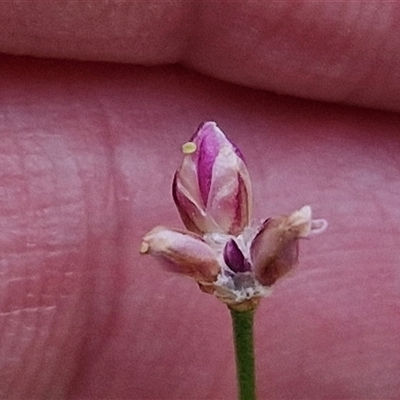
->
292;3;361;78
0;1;192;64
0;2;399;109
184;1;400;110
0;88;97;397
1;262;70;397
63;95;127;398
0;130;75;396
2;306;55;398
344;3;393;102
2;306;57;399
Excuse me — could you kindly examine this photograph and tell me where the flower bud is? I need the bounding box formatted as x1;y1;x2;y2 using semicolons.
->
140;226;220;283
223;239;252;273
173;121;252;236
250;206;325;286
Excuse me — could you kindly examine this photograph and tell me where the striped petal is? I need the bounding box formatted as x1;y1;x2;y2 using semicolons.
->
250;206;327;286
173;171;219;234
207;147;252;235
140;226;220;283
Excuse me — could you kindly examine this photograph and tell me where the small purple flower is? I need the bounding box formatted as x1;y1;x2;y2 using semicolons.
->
141;122;327;308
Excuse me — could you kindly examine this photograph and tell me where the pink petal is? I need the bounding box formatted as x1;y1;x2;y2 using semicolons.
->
191;121;245;162
172;172;205;234
195;122;230;205
207;147;252;235
172;171;221;234
250;216;301;287
174;155;203;206
230;173;252;236
140;226;220;283
191;121;246;207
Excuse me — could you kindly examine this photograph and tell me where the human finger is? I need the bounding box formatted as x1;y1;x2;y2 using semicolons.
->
0;2;399;111
0;55;399;399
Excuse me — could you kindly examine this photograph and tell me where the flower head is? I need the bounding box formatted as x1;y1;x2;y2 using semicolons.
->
141;122;327;310
172;121;252;236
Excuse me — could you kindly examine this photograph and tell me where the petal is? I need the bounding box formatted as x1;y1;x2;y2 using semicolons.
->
223;239;251;273
191;121;245;162
140;226;220;283
191;121;246;206
173;153;222;234
250;215;302;287
174;154;203;206
207;146;252;235
250;205;325;286
172;172;210;234
196;122;230;205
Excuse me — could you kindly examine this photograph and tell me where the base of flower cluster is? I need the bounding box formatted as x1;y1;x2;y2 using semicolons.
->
228;297;260;312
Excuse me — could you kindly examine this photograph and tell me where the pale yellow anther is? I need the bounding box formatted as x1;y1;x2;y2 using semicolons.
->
139;241;149;254
182;141;197;155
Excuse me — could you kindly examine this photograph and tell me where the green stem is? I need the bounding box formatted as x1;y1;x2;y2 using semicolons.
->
230;308;256;400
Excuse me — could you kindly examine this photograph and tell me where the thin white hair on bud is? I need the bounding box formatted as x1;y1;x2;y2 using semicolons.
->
310;219;328;235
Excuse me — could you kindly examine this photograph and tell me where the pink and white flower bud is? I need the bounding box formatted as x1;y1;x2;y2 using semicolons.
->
140;226;220;284
250;206;326;286
173;121;252;236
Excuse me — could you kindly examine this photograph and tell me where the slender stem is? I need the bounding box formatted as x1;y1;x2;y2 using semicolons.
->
230;308;256;400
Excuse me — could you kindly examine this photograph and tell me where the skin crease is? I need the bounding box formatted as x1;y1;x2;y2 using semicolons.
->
0;1;399;111
0;2;399;400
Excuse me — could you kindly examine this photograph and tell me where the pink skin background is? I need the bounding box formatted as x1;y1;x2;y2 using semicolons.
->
0;2;399;399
